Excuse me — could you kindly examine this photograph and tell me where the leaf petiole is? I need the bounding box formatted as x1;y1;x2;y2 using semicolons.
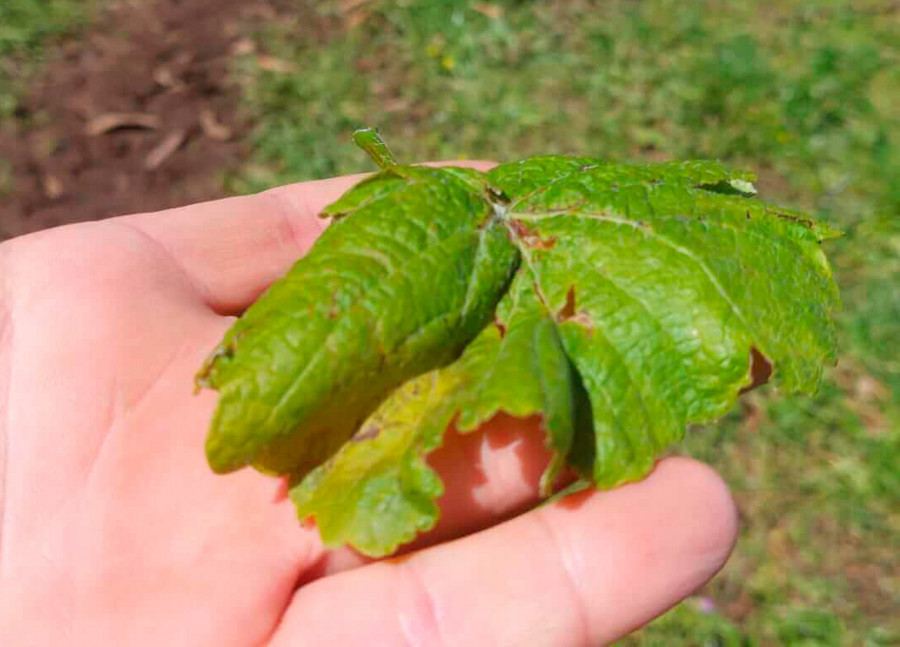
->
353;127;399;169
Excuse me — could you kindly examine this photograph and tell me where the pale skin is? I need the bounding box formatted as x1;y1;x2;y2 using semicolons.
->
0;162;739;646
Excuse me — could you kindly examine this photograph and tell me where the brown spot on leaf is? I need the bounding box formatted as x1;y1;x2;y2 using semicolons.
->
740;347;773;394
558;286;576;321
530;235;557;250
509;219;532;237
556;285;594;333
509;219;557;249
767;208;815;229
494;317;507;339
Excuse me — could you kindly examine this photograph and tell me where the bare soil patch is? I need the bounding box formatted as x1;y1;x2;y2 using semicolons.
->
0;0;286;240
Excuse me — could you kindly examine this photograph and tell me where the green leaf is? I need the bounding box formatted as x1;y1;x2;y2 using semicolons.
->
199;133;840;557
289;370;453;556
291;273;592;555
291;274;590;555
499;158;839;486
198;163;520;479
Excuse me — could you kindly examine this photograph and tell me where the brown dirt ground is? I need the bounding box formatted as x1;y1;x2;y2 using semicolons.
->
0;0;291;241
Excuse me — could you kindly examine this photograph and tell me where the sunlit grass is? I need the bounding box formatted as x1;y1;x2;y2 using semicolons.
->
236;1;899;642
7;0;894;642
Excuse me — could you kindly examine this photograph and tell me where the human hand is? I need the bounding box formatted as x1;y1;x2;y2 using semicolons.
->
0;164;738;646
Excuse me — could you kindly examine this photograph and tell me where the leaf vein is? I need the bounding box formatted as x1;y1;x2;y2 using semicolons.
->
258;229;481;436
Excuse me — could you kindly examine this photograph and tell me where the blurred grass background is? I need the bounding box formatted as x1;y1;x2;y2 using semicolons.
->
4;0;898;643
0;0;96;198
218;1;900;642
0;0;95;119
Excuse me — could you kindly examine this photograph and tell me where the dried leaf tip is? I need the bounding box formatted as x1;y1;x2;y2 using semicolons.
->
353;127;399;170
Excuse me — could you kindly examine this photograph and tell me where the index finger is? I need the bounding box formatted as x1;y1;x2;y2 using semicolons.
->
120;161;496;315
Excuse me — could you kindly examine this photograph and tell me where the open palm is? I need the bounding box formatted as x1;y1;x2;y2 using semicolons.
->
0;166;738;646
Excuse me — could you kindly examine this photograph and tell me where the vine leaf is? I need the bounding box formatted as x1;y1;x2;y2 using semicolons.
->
198;163;519;480
198;129;840;557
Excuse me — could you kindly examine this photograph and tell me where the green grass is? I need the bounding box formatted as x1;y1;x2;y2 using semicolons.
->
2;0;895;641
0;0;94;119
236;0;898;642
